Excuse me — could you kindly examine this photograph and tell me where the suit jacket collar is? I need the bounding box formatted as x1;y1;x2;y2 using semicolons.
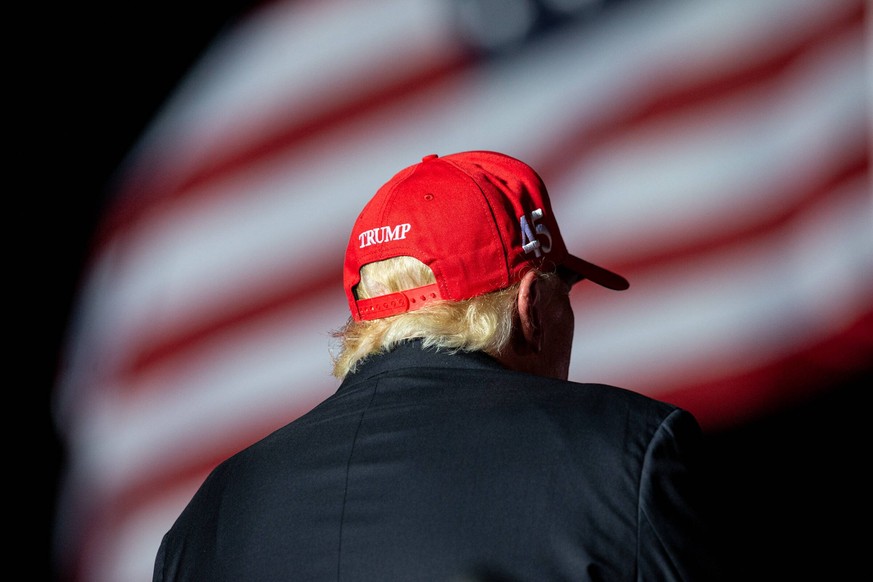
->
339;340;507;391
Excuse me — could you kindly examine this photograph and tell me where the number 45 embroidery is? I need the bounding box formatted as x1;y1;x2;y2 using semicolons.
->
520;208;552;257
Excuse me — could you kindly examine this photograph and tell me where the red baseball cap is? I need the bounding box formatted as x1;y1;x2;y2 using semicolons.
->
344;151;628;321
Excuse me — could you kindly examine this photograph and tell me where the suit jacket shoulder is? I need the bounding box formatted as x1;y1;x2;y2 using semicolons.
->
155;342;718;581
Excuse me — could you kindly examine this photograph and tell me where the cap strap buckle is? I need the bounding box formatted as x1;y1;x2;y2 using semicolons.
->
355;283;443;321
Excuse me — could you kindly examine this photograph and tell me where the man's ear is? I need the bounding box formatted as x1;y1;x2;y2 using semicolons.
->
516;271;543;353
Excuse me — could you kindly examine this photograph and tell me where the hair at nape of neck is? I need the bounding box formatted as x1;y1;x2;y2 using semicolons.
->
330;256;522;379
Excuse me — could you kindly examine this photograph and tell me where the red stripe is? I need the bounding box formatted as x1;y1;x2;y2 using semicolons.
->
121;269;341;389
536;1;865;181
93;50;475;248
605;148;869;277
663;309;873;431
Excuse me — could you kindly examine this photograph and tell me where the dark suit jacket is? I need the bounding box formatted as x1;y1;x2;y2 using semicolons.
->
154;341;718;581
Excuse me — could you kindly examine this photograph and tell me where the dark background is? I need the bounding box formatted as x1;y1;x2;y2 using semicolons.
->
49;3;869;580
47;4;253;579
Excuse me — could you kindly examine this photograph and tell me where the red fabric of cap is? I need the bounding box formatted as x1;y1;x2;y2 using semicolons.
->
344;151;628;321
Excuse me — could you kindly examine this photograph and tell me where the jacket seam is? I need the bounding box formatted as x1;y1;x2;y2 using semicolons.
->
336;379;380;581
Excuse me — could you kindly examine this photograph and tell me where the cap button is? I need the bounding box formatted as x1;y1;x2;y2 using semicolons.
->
421;154;439;162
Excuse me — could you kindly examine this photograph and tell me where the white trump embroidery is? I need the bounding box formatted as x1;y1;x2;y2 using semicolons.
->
358;223;412;248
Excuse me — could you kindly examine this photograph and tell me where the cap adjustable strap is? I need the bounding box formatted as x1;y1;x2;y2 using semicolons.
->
355;283;443;321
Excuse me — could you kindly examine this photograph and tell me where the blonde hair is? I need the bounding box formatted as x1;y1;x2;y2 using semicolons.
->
331;256;521;378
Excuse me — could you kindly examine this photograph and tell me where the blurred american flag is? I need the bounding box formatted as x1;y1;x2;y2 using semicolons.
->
52;0;871;580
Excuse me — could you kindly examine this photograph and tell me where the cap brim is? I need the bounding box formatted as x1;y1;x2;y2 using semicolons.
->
563;254;629;290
